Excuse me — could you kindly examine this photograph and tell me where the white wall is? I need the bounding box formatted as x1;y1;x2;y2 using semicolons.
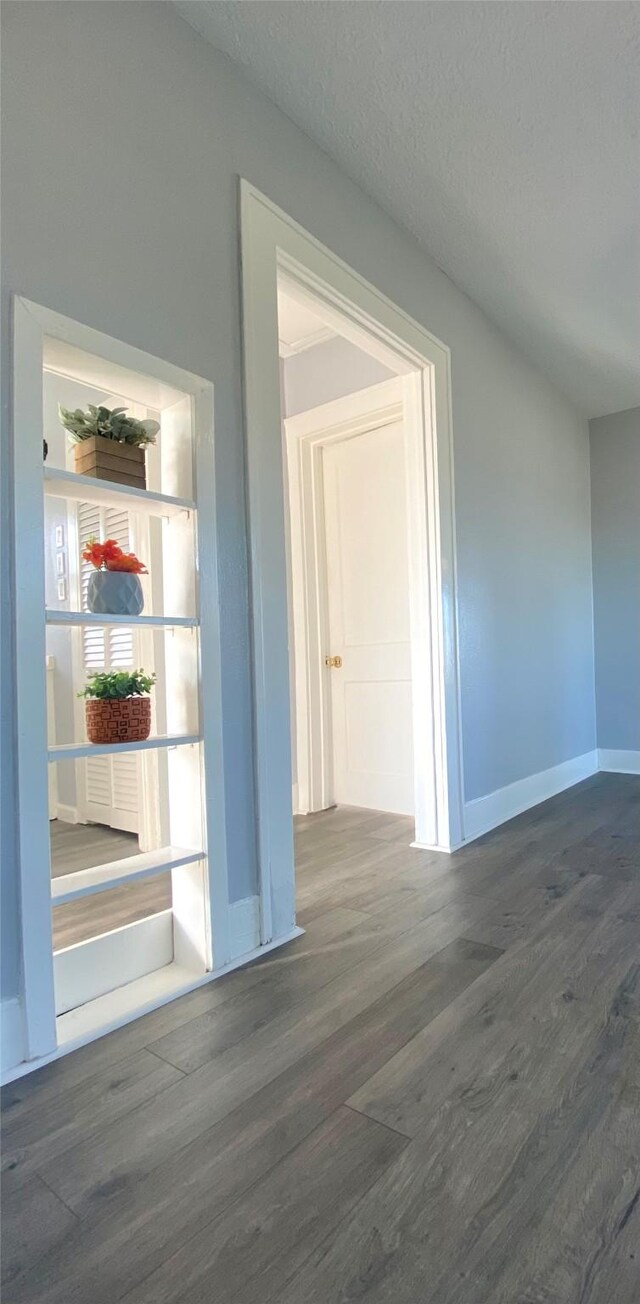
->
590;407;640;755
1;1;595;1000
283;336;392;417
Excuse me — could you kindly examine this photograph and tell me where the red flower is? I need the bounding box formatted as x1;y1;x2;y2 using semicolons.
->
106;552;148;574
82;540;107;569
102;538;123;562
82;537;147;573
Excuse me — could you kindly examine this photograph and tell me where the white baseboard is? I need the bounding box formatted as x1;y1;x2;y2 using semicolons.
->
228;894;261;958
54;803;81;824
598;749;640;775
463;750;599;844
411;839;464;855
1;997;26;1077
54;911;174;1015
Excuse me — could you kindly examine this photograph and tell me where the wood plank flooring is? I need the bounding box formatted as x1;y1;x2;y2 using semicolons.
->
50;821;172;950
3;773;639;1302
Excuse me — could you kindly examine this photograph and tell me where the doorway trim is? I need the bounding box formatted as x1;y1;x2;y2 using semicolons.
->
286;376;431;827
240;182;464;945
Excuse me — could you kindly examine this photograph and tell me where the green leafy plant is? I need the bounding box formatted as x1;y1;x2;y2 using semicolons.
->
59;403;159;448
79;670;157;701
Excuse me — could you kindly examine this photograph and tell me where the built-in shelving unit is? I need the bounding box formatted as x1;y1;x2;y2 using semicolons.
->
45;432;207;1015
43;400;209;1022
11;296;230;1077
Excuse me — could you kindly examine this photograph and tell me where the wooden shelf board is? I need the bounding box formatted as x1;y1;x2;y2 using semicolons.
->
44;467;195;518
51;846;203;904
48;733;201;762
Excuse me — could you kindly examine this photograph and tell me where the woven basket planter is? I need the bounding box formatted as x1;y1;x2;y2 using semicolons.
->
74;436;146;489
85;696;151;745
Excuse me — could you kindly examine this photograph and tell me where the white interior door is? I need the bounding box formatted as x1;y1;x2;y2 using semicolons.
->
76;501;140;834
322;420;414;815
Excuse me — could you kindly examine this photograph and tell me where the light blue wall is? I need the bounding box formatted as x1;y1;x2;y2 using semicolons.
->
455;338;596;798
590;407;640;752
1;1;595;999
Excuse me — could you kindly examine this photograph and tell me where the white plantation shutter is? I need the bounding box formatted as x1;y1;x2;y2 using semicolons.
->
79;502;106;669
111;759;139;821
77;502;139;833
78;504;134;666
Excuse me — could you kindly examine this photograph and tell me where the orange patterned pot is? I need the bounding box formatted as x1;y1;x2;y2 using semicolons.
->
85;696;151;745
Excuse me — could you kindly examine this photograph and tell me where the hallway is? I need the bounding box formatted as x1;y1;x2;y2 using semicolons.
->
2;773;639;1302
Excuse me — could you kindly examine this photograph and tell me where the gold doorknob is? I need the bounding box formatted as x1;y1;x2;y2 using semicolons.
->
325;655;343;669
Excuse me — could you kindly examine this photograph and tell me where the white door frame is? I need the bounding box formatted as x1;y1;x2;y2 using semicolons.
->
240;182;464;946
286;377;428;826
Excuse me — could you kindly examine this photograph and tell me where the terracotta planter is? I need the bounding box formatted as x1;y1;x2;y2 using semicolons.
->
85;696;151;745
74;436;146;489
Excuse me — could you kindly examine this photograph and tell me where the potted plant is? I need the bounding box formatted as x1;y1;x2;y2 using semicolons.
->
80;670;157;745
58;403;159;489
83;538;148;616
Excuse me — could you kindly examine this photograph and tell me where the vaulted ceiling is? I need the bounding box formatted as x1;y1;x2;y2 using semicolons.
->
176;0;639;418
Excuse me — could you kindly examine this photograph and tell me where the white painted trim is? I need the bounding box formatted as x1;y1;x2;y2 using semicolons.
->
2;926;305;1084
47;657;58;818
240;181;464;945
463;750;599;843
598;749;640;775
54;911;175;1014
1;999;26;1078
411;839;464;855
286;378;433;831
51;847;202;904
279;325;334;358
54;803;82;825
285;400;333;815
228;895;262;958
13;297;58;1059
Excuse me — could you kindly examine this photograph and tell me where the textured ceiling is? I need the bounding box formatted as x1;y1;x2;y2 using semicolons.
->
175;0;639;418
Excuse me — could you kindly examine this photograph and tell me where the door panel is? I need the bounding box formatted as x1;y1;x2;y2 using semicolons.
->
322;420;414;815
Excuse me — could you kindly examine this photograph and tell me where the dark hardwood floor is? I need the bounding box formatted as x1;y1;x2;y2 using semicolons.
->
2;773;639;1302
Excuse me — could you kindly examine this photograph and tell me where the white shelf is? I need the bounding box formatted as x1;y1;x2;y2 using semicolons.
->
46;610;198;629
56;961;208;1050
48;733;201;762
51;846;203;904
44;467;195;518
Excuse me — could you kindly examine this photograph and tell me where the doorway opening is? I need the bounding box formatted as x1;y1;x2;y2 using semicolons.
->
241;183;463;947
279;282;415;828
